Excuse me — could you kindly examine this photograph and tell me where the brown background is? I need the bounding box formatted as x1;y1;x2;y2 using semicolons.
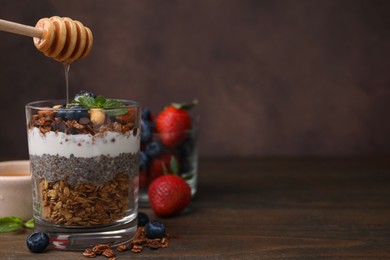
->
0;0;390;160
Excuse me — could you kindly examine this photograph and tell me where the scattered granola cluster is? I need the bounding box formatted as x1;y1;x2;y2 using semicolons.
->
82;226;175;259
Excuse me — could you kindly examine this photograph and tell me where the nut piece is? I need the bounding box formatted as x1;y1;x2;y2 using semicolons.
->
116;244;128;252
131;244;143;253
92;243;111;255
82;248;96;258
90;108;105;125
102;248;115;258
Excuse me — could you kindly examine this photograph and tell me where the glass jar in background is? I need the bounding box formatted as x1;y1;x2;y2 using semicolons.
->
138;105;199;206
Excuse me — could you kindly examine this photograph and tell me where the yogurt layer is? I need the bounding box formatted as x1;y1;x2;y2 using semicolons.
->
27;127;140;158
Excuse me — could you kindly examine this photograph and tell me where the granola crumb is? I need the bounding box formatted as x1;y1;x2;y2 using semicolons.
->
84;226;174;258
82;248;96;258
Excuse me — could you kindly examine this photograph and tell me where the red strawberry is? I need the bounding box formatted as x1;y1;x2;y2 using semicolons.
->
148;174;191;216
149;153;179;183
156;100;197;148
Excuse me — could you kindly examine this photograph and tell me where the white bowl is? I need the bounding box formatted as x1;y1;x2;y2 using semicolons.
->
0;160;32;221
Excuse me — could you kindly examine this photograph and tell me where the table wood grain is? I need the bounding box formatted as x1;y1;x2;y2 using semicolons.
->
1;158;390;259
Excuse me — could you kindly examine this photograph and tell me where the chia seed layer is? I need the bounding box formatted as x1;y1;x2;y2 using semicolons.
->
30;152;139;186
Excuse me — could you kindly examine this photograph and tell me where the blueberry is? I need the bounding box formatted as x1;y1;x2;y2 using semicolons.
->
145;141;163;158
26;232;49;253
55;106;88;121
144;221;165;239
137;212;150;226
67;106;88;120
139;151;149;170
141;120;152;143
142;108;152;121
56;108;67;120
74;90;97;102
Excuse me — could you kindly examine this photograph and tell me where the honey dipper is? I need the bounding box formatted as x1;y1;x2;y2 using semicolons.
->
0;16;93;63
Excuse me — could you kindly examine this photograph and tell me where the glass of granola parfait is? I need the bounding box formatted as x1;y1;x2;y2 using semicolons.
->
26;92;141;250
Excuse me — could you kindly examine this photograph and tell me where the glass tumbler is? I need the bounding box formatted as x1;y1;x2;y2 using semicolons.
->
26;100;141;250
139;119;198;205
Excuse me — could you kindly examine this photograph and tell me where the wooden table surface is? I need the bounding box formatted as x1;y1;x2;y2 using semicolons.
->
1;158;390;259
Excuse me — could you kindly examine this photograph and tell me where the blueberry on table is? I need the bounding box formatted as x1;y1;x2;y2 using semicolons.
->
145;141;163;158
26;232;50;253
137;212;150;226
145;221;166;239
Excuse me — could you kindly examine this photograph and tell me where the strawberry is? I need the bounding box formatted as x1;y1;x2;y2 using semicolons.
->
149;153;179;183
148;174;191;216
156;100;197;148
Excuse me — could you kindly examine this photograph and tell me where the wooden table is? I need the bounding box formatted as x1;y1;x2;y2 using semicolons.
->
1;158;390;259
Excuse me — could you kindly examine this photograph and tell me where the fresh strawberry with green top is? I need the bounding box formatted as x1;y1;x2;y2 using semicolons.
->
156;100;197;148
148;158;191;216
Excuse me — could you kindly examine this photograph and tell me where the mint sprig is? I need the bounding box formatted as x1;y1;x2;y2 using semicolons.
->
0;216;34;233
70;95;128;116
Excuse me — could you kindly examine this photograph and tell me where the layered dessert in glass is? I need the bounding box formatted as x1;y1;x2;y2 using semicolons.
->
26;94;141;250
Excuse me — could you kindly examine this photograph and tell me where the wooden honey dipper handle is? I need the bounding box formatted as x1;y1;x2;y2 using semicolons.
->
0;19;43;38
0;17;93;63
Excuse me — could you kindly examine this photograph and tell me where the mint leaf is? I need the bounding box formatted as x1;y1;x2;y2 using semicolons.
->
24;218;35;229
104;99;124;108
76;96;95;108
0;216;23;233
94;96;107;108
102;98;126;115
70;94;126;111
104;108;128;116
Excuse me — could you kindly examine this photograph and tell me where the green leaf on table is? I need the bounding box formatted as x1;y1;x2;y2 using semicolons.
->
0;216;23;233
23;218;35;229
